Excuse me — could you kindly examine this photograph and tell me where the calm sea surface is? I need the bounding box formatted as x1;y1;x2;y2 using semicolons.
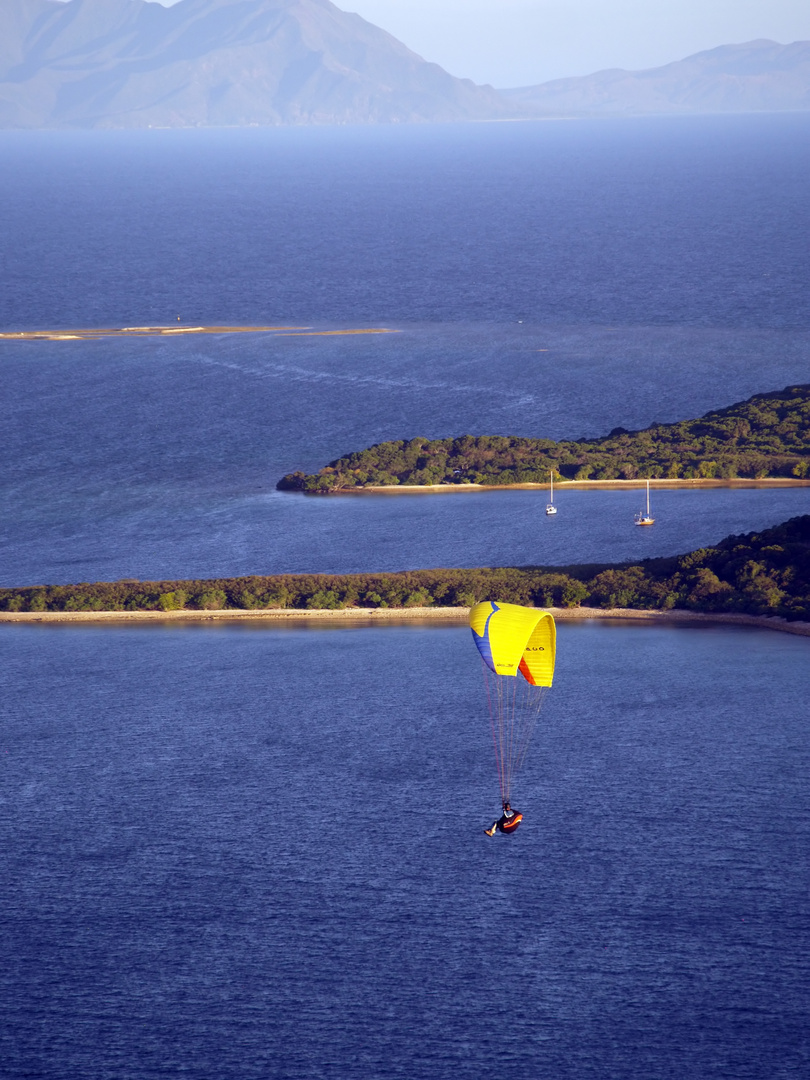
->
2;621;808;1080
1;117;809;1079
1;116;809;584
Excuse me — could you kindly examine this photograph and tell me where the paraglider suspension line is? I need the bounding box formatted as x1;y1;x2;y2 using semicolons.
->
481;661;549;806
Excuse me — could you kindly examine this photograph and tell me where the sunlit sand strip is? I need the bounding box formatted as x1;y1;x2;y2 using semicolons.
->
334;477;810;494
0;325;310;340
150;327;207;334
0;607;467;625
0;325;399;341
544;477;810;489
275;329;400;336
1;607;808;636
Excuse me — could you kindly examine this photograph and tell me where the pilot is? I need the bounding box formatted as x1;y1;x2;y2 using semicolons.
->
484;800;516;836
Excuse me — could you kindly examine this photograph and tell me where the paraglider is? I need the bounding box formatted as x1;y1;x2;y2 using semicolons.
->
470;601;556;835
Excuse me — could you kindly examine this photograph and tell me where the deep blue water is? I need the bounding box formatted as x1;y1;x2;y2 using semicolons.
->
2;621;808;1080
1;115;810;584
2;117;809;1079
2;116;809;331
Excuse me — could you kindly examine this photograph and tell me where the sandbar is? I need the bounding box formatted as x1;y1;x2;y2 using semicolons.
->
0;325;399;341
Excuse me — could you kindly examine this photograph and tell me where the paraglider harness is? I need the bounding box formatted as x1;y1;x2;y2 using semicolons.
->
496;802;523;834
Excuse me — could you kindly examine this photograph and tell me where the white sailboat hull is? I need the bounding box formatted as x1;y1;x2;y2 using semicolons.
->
546;470;557;514
634;480;654;525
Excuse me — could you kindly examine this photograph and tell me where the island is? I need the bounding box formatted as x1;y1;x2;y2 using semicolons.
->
277;385;810;492
2;516;808;631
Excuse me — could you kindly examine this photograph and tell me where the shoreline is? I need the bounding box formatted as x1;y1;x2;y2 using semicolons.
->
2;606;808;637
311;478;810;495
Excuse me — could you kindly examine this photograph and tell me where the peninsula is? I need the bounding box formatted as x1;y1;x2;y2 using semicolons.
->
278;385;810;492
3;516;808;628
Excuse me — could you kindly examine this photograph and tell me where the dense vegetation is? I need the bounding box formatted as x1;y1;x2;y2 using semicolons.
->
277;385;810;491
3;517;808;622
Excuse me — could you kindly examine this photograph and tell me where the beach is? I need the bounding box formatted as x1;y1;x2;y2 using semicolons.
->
334;477;810;494
3;606;808;636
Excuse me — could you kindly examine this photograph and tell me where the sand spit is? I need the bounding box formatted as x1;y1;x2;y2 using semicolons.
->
0;326;399;341
275;329;400;337
332;478;810;494
2;607;808;637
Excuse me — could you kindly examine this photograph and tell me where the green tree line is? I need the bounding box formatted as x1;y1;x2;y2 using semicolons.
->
277;385;810;491
3;516;808;621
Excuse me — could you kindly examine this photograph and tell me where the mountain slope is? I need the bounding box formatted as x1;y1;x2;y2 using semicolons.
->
0;0;510;127
2;5;808;129
504;40;810;116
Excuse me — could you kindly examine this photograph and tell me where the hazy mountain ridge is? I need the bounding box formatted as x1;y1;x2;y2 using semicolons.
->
502;40;810;116
0;1;808;128
0;0;510;127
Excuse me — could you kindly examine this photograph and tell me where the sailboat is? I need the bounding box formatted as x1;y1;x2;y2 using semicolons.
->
634;479;655;526
545;470;557;515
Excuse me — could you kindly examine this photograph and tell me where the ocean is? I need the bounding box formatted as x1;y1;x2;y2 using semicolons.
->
1;115;809;1079
1;116;809;585
2;620;808;1079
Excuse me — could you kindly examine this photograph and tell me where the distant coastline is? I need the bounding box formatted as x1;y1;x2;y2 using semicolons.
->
3;606;808;637
2;2;808;132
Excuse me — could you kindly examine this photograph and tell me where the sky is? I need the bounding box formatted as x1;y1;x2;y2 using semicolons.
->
344;1;810;85
132;1;810;85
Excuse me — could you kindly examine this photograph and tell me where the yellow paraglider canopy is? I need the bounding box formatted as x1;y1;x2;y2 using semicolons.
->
469;600;556;686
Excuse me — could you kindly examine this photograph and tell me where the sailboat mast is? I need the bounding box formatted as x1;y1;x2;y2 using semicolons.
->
634;478;654;525
545;467;558;514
